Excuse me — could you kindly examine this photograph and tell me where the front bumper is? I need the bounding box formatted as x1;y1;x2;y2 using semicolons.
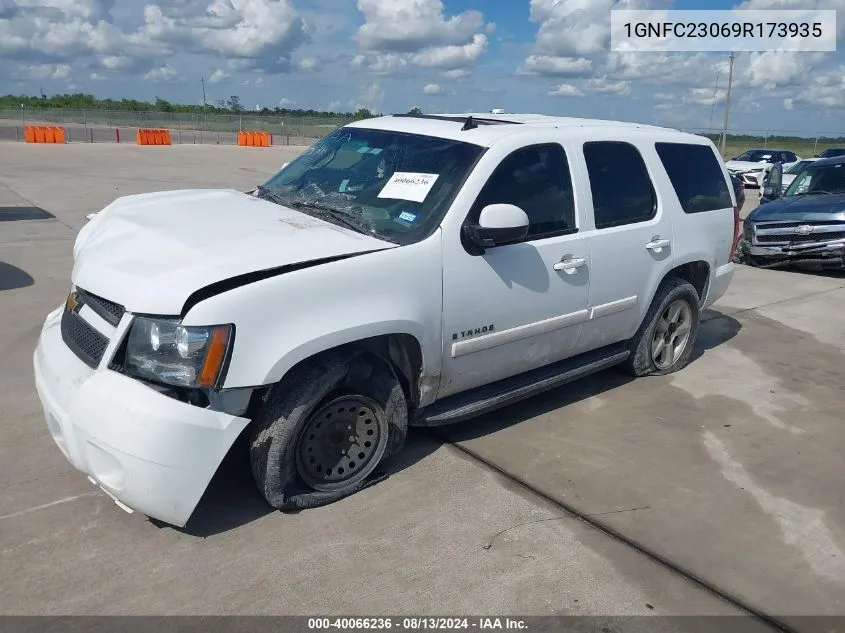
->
742;240;845;268
33;305;250;527
730;171;765;187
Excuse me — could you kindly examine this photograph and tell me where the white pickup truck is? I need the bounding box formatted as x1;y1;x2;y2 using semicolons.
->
34;112;737;527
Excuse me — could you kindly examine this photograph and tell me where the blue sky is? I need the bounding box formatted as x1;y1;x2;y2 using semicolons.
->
0;0;843;135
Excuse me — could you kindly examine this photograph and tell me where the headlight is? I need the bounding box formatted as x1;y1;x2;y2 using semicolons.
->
747;167;765;173
124;317;233;389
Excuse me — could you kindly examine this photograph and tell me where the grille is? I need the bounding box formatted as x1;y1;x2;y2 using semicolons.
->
76;287;124;326
61;308;109;368
757;231;845;244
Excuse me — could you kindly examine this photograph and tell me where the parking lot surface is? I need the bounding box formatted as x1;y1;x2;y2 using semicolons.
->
1;144;843;626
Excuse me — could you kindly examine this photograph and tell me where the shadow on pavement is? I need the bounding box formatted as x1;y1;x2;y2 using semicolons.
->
178;311;742;536
0;262;34;291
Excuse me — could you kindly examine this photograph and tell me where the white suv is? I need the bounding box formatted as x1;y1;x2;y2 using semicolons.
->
33;113;737;527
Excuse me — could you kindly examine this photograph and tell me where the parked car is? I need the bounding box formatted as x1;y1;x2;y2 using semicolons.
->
33;112;738;527
730;173;746;212
815;147;845;159
778;157;821;196
725;149;800;188
742;155;845;269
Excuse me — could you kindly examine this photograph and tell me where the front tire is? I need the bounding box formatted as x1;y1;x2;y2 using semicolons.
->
621;277;700;377
249;351;408;511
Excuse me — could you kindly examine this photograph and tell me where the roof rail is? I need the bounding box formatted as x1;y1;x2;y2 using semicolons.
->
391;113;520;126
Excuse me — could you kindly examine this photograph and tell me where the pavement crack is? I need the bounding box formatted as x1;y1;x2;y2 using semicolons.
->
437;434;798;633
483;506;651;551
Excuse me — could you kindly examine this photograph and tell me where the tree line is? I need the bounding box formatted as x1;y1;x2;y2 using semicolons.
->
0;92;378;120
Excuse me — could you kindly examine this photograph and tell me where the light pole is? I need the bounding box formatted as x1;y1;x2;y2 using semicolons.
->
719;52;735;157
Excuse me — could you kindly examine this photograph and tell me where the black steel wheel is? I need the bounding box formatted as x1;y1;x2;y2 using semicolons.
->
250;351;408;511
295;394;389;492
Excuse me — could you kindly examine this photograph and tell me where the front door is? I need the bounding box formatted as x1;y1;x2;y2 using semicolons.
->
439;142;592;398
576;141;675;352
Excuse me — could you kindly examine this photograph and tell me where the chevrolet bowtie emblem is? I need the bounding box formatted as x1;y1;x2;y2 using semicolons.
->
793;225;814;235
65;292;80;313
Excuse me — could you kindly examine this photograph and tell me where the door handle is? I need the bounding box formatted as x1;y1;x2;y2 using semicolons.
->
553;256;587;274
646;237;671;253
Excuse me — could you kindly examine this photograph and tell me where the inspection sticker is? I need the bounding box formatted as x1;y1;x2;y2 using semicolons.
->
378;172;439;203
398;210;418;224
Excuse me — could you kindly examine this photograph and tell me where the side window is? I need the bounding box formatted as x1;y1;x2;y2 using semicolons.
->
786;152;798;163
470;144;575;239
655;142;734;214
583;141;656;229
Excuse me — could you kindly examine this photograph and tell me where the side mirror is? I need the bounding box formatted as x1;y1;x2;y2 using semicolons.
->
761;162;784;203
464;204;530;253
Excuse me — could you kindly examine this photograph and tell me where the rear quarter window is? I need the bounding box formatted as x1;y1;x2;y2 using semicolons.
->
655;142;734;214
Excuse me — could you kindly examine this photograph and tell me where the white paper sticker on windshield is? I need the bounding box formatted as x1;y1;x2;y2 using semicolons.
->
378;172;439;203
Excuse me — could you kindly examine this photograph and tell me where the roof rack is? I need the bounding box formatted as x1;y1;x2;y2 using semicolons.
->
391;113;521;127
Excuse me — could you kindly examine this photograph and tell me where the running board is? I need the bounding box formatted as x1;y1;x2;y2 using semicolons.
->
414;345;630;427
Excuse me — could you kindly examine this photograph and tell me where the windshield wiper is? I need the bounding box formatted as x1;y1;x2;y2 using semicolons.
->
796;190;837;196
286;200;372;234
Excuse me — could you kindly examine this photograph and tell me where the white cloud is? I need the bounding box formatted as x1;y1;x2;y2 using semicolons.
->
519;54;593;76
296;56;320;71
0;0;310;77
685;87;726;106
353;0;490;74
789;65;845;108
355;0;484;52
423;83;443;95
527;0;671;59
278;97;295;107
442;69;468;79
143;64;180;83
352;82;385;111
26;63;71;79
411;33;487;69
208;68;229;83
783;98;795;111
327;100;342;112
89;71;106;81
549;83;585;97
585;76;630;96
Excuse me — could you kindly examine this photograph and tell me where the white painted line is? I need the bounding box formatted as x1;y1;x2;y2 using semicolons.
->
0;492;100;521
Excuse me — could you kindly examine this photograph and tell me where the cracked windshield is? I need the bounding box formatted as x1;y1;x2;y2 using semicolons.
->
258;127;483;245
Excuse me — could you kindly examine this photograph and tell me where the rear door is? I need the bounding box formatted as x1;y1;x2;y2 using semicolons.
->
653;141;736;297
575;141;675;352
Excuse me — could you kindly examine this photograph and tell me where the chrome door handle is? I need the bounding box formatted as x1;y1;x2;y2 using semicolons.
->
553;256;587;274
646;237;671;253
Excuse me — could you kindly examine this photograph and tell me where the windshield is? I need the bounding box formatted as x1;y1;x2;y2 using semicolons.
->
734;150;774;162
784;162;845;196
786;160;815;175
258;127;484;245
819;148;845;158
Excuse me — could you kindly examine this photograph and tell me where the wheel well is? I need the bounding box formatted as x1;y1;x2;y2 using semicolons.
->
666;261;710;303
265;335;425;411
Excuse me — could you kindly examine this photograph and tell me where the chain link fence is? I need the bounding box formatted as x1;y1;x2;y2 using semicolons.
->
0;107;355;145
2;108;844;157
676;127;845;159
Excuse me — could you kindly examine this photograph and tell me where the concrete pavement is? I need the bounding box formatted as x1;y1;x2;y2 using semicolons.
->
1;144;843;626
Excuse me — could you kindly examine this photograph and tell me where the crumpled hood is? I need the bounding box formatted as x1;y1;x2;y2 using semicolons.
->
725;160;770;172
748;193;845;223
72;189;395;315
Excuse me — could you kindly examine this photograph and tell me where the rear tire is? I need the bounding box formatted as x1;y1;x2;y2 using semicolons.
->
249;351;407;511
621;277;700;377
